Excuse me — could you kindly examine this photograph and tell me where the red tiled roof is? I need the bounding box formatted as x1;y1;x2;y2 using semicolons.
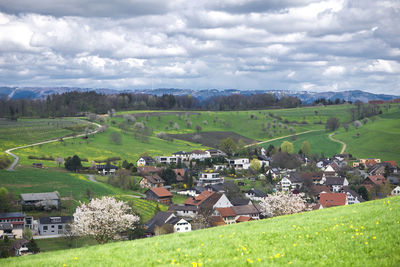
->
365;159;377;167
319;193;347;208
151;187;172;198
236;216;252;222
216;207;236;217
385;161;397;168
365;175;386;185
184;191;215;206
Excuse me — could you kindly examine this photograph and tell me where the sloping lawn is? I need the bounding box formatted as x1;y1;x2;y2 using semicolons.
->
2;197;399;266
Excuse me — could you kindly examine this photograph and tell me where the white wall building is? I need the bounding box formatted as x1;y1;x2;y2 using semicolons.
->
227;158;250;170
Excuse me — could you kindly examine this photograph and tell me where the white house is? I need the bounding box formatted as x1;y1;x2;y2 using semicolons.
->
96;164;118;175
190;150;211;161
392;186;400;196
173;151;191;162
245;188;267;201
155;156;177;165
227;158;250;170
146;211;191;235
340;187;363;204
168;205;198;218
321;177;349;192
170;217;192;233
38;216;73;236
136;157;155;167
199;172;224;186
212;193;233;209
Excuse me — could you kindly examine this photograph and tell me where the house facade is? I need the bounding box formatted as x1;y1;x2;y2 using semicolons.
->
96;164;118;175
0;212;25;239
139;175;165;188
392;186;400;196
20;192;60;210
38;216;73;236
198;172;224;186
227;158;250;170
145;187;173;205
136;157;156;167
245;188;267;201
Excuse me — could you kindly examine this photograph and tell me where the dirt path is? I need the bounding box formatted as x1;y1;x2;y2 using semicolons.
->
328;132;347;154
245;129;322;147
5;121;102;171
87;174;98;183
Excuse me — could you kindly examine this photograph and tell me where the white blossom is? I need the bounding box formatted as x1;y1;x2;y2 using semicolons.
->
72;196;139;243
260;191;307;218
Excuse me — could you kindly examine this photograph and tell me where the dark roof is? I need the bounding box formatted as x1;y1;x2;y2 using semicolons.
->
169;204;198;212
0;223;12;230
199;193;223;209
324;177;346;186
143;175;165;184
246;188;267;198
96;164;118;169
231;198;251;206
38;216;73;225
166;216;182;225
340;186;365;202
173;151;189;155
288;172;303;183
0;212;25;218
10;239;29;250
232;204;260;216
194;186;206;194
141;157;155;162
205;183;225;192
301;172;323;181
21;192;59;201
146;211;175;234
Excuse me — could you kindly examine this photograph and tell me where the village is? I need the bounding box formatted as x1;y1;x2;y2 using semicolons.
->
1;146;399;256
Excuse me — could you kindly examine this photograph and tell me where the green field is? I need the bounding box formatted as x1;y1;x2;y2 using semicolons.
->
2;196;399;266
0;118;93;151
259;130;342;157
334;111;400;162
0;167;165;221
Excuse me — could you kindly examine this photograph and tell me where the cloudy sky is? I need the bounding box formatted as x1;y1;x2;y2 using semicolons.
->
0;0;399;94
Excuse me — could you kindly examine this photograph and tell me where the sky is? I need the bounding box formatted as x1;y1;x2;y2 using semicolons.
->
0;0;399;94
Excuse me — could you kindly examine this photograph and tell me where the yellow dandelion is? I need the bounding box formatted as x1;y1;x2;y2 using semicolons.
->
356;233;359;236
351;236;354;239
390;208;392;211
192;263;197;267
247;259;254;264
207;258;212;262
275;253;281;258
242;246;247;251
365;242;368;245
257;258;261;262
201;243;204;247
387;200;390;204
234;257;238;261
361;226;365;230
298;235;302;238
372;236;376;240
198;263;203;267
334;217;337;221
315;232;319;235
236;248;240;251
177;248;181;252
63;264;67;267
376;221;379;225
360;233;363;236
306;234;310;238
350;225;353;228
219;234;223;238
157;259;161;263
289;261;293;264
293;225;296;228
355;229;359;232
341;223;344;226
185;254;188;257
262;232;266;234
73;257;78;260
293;243;297;247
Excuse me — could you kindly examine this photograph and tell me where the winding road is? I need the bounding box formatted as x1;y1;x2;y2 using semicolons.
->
5;121;102;171
328;132;347;154
245;129;322;148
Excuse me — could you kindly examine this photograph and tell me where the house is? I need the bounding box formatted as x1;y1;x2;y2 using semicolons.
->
362;175;386;190
0;223;14;240
266;168;280;179
207;149;226;157
32;163;43;168
205;183;225;193
198;172;224;186
323;164;338;177
301;172;323;184
231;204;261;220
340;186;364;204
227;158;250;170
38;216;73;236
245;188;267;201
236;216;254;223
137;166;162;175
139;175;165;188
190;150;211;161
20;192;60;210
384;161;397;174
368;164;386;176
184;191;232;210
146;211;191;236
155;156;177;165
311;185;331;200
136;157;156;167
231;198;252;206
353;158;381;167
173;169;186;182
0;212;25;239
321;176;349;192
319;193;348;208
209;216;227;226
168;204;198;218
145;187;173;205
215;207;236;224
279;173;303;191
8;239;30;256
213;164;227;171
173;151;191;162
392;186;400;196
96;164;118;175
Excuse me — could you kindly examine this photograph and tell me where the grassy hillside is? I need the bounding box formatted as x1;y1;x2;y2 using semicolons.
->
259;130;342;157
0;167;166;221
334;110;400;162
0;118;93;151
2;197;399;266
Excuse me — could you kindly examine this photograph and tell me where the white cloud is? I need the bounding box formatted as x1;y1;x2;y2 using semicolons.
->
323;66;345;76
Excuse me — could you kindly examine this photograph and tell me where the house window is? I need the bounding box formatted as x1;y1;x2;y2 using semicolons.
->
185;227;188;230
177;228;180;231
51;225;55;228
43;226;48;230
58;225;63;230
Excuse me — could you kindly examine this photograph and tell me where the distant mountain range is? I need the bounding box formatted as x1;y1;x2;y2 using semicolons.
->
0;86;398;104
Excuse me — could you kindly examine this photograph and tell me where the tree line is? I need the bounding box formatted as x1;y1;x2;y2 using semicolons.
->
0;91;301;118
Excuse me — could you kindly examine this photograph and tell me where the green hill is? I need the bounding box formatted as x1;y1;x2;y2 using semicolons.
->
2;197;399;266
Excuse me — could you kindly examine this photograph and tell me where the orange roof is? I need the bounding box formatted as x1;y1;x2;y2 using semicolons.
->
319;193;347;208
184;191;215;206
173;169;185;176
365;159;377;167
366;175;386;185
150;187;172;198
216;207;236;217
236;216;252;222
385;161;397;168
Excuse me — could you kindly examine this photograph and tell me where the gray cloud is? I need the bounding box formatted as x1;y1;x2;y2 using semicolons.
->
0;0;399;94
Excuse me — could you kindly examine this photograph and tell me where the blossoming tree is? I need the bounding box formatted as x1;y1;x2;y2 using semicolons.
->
259;191;307;218
72;196;140;243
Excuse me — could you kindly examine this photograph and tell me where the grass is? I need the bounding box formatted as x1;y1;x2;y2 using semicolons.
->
259;130;342;157
0;118;93;151
172;193;188;204
0;167;165;221
334;111;400;162
36;237;98;253
2;196;399;266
